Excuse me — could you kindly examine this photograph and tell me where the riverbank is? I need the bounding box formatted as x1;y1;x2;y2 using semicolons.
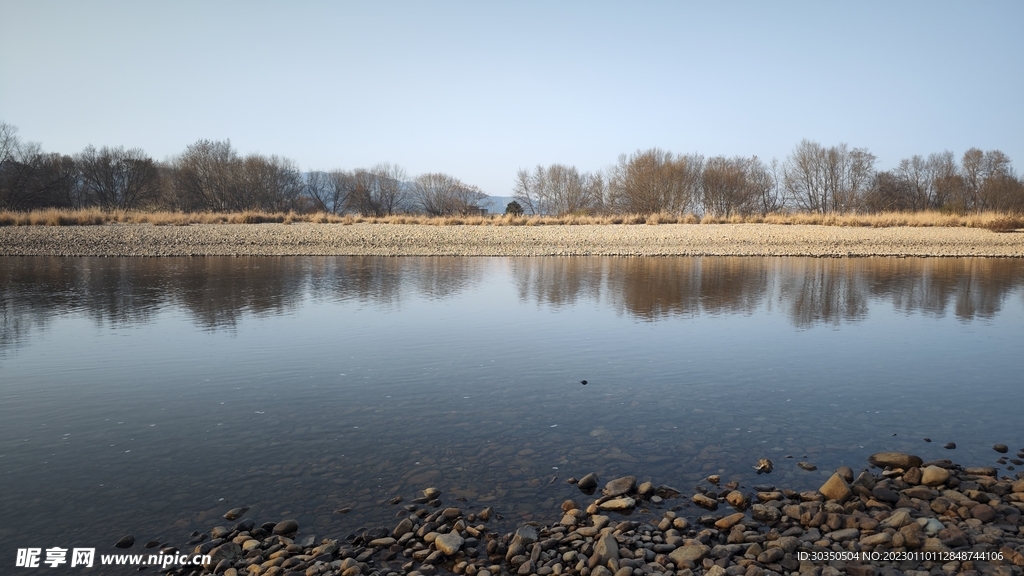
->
2;223;1023;257
149;452;1024;576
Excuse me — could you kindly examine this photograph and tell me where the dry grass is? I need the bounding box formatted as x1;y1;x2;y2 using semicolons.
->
0;208;1021;231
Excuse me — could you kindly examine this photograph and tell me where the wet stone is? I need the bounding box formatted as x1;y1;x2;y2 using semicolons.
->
203;542;241;570
272;519;299;535
223;506;249;520
921;465;950;487
598;497;636;511
114;535;134;549
434;532;464;556
995;444;1009;453
819;473;851;502
692;494;718;510
603;475;636;497
577;472;599;492
868;452;923;470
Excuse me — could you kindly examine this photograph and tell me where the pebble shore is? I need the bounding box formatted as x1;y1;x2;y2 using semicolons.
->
1;223;1023;257
140;453;1024;576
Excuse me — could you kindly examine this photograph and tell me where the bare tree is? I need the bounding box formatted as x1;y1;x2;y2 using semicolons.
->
238;154;304;212
413;172;487;215
963;148;1017;211
784;140;875;213
701;156;752;217
607;149;703;214
513;164;603;215
864;170;916;212
344;163;409;216
76;145;160;210
170;139;242;211
753;157;786;215
305;169;359;215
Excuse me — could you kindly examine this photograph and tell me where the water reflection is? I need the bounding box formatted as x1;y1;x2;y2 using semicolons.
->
3;257;1023;350
2;255;1022;558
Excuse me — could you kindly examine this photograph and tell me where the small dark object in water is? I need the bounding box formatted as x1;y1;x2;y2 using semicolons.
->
580;380;587;385
144;541;160;549
994;444;1009;453
944;442;956;449
924;438;931;442
114;535;135;549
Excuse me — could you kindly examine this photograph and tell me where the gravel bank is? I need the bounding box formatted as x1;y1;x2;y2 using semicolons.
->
150;453;1024;576
1;223;1022;257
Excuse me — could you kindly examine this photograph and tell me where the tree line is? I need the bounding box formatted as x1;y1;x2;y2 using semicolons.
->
0;122;487;216
2;120;1021;216
514;142;1023;216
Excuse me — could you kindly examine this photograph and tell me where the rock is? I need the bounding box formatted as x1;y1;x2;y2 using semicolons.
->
602;476;636;497
114;535;134;549
965;466;997;476
726;490;749;510
860;532;892;547
706;475;720;485
692;494;718;510
752;458;773;474
369;537;396;547
223;506;249;520
393;517;414;538
577;472;599;492
902;485;937;500
798;461;817;471
819;473;851;502
593;533;620;564
636;481;654;497
828;528;860;542
868;452;923;469
880;508;913;529
971;504;996;522
272;519;298;535
919;517;944;536
598;497;636;511
668;544;710;565
423;487;441;499
902;466;922;485
434;532;464;555
202;542;240;570
944;442;956;449
512;525;538;546
995;444;1009;453
920;465;950;487
750;504;780;523
714;512;745;530
478;506;493;521
837;466;854;483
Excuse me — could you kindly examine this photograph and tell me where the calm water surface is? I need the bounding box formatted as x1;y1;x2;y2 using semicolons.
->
2;256;1023;566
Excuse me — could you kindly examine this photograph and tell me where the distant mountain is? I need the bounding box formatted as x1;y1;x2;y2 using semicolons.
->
481;195;517;214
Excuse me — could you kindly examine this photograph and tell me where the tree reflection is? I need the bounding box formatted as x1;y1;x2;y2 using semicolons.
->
2;257;1023;354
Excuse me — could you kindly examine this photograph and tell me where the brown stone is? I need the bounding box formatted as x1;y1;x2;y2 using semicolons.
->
726;490;749;510
920;465;950;487
715;512;746;530
668;544;710;565
819;473;851;502
868;452;923;470
970;504;996;522
692;494;718;510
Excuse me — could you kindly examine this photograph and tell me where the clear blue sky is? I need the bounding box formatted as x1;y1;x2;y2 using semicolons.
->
2;1;1022;196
